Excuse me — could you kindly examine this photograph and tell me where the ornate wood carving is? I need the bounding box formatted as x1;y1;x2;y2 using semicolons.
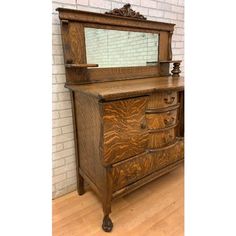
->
105;4;147;20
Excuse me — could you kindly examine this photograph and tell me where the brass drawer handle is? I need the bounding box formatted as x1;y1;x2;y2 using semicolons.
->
164;96;175;104
164;117;175;126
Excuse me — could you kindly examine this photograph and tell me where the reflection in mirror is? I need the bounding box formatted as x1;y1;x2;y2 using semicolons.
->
85;27;159;68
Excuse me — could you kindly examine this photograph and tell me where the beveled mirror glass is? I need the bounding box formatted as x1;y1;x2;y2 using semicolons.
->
85;27;159;68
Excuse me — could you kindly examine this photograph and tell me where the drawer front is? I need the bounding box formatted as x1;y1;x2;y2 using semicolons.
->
146;109;178;129
111;139;184;191
148;128;176;148
147;91;178;109
103;97;148;165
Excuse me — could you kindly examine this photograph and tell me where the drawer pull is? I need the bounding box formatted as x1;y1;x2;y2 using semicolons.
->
164;96;175;104
164;117;175;126
140;121;147;129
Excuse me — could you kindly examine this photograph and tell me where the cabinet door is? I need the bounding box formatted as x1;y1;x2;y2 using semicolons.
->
102;97;148;165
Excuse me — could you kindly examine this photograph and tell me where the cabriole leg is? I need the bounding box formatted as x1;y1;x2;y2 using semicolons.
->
102;167;113;232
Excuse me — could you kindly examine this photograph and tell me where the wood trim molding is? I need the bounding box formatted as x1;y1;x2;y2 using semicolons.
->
65;63;98;68
146;103;180;114
168;31;173;60
57;8;175;31
148;123;179;134
148;137;183;152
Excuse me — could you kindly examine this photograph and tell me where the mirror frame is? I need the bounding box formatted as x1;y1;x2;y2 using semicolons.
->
57;8;175;84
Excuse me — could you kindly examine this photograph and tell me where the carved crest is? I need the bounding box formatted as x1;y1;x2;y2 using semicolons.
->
105;4;147;20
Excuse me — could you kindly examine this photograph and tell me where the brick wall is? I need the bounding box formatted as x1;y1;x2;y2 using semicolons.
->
52;0;184;199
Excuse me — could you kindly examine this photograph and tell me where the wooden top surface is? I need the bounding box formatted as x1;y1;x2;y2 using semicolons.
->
66;76;184;101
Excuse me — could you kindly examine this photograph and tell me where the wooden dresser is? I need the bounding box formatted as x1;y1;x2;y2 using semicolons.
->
57;4;184;232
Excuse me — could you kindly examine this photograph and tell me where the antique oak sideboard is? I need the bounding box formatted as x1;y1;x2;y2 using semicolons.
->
57;4;184;232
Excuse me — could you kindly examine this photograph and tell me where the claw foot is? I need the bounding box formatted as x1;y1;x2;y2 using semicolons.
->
102;215;113;232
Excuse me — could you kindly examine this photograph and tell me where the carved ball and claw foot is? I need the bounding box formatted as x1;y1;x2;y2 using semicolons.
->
102;215;113;232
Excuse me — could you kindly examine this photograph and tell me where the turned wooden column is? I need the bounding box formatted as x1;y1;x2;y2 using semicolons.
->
171;61;181;77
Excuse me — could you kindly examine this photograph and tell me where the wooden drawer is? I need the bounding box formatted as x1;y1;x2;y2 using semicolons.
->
103;96;148;165
148;128;176;148
146;108;178;129
111;139;184;192
147;91;178;109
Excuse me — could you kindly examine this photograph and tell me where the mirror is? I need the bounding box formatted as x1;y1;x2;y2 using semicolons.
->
85;27;159;68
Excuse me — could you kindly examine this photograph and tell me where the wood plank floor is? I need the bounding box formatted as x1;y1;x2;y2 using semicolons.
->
53;165;184;236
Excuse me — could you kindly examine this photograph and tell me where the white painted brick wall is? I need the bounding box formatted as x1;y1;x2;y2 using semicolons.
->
52;0;184;199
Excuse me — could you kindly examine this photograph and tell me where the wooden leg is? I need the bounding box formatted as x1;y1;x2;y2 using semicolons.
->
102;191;113;232
77;173;85;195
101;167;113;232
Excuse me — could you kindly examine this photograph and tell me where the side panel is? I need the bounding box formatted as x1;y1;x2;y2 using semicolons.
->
74;92;105;190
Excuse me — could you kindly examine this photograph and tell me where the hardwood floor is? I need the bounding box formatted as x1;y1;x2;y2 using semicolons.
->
52;165;184;236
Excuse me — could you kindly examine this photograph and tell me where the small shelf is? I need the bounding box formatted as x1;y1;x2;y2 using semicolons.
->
159;60;182;63
65;63;99;68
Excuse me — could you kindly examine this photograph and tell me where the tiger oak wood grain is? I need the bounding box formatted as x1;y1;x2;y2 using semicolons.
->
111;139;184;192
103;97;148;165
151;138;184;168
146;108;178;129
148;128;176;148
